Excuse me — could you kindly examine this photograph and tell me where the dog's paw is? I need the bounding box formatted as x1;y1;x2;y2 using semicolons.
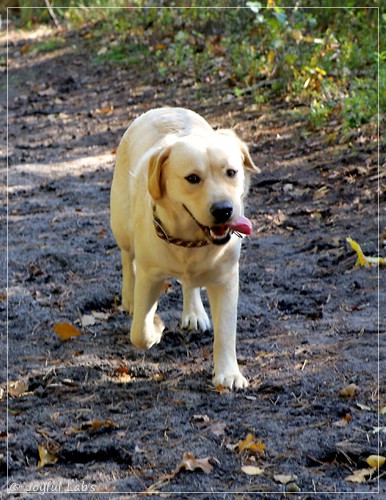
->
212;371;249;390
181;311;211;332
130;314;165;350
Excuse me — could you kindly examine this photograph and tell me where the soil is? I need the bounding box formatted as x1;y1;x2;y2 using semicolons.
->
1;24;385;499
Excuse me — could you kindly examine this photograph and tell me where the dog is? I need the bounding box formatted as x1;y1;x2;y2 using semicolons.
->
110;107;260;389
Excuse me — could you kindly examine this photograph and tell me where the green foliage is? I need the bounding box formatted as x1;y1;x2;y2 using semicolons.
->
10;0;384;131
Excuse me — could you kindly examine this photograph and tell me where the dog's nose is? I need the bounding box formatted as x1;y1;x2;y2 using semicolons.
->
210;201;233;224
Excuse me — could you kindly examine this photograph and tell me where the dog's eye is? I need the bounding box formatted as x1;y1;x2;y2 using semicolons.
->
226;169;237;178
185;174;201;184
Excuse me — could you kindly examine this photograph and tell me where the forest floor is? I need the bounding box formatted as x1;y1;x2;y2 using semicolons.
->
1;23;385;499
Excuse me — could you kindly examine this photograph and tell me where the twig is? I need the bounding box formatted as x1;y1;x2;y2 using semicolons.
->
45;0;61;28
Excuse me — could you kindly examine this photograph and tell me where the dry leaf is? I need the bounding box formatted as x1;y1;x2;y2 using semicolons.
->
339;383;358;397
380;406;386;415
53;322;81;341
174;453;214;475
313;185;330;200
236;433;266;455
79;419;118;432
37;444;58;467
241;465;264;476
92;311;110;321
333;414;351;427
356;402;372;411
162;280;173;293
274;473;298;485
8;380;29;397
366;455;386;468
80;314;96;327
345;468;374;483
210;421;226;437
21;43;30;54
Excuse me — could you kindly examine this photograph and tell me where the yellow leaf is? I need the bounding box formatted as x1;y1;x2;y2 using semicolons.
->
345;468;373;483
37;444;58;467
347;237;369;266
241;465;264;475
236;433;266;455
347;237;386;267
53;322;81;341
366;455;386;468
100;106;113;114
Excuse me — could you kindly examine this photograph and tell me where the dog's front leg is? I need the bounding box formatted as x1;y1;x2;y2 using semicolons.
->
207;267;248;390
130;266;165;350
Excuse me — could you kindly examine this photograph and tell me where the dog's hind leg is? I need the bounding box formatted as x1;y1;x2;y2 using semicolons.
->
181;285;211;332
130;266;165;349
121;249;135;315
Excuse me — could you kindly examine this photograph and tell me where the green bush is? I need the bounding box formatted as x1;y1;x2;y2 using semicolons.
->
8;1;384;131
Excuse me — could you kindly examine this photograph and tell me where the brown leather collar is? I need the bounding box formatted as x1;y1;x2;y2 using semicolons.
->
152;206;209;248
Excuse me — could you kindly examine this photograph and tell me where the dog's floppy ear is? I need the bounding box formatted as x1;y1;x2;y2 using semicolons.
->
148;146;171;200
217;129;261;174
239;140;261;174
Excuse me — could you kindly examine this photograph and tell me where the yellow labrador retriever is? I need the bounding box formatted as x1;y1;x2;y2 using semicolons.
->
110;108;260;389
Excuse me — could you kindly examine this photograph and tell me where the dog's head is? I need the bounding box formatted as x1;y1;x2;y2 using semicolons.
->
148;130;260;245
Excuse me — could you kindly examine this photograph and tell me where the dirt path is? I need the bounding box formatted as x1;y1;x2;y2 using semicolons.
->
1;25;385;498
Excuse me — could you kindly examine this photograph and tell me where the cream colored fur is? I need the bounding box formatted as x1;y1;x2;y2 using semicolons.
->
110;107;259;389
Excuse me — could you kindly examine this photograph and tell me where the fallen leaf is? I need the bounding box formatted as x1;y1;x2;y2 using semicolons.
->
345;468;374;483
236;433;266;455
210;421;226;437
366;455;386;468
21;43;30;54
347;237;386;267
380;406;386;415
92;311;110;321
274;473;298;485
37;87;57;97
8;380;29;397
174;453;214;475
339;383;358;397
80;314;96;327
333;414;352;427
372;426;386;434
356;402;372;411
53;322;81;341
97;106;113;114
162;280;173;293
241;465;264;475
79;419;118;432
313;185;330;200
37;444;58;467
192;415;210;424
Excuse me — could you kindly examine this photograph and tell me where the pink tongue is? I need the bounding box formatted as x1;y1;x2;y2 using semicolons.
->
227;215;253;235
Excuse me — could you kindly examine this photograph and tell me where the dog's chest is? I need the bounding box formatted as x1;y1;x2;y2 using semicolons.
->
158;244;239;286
